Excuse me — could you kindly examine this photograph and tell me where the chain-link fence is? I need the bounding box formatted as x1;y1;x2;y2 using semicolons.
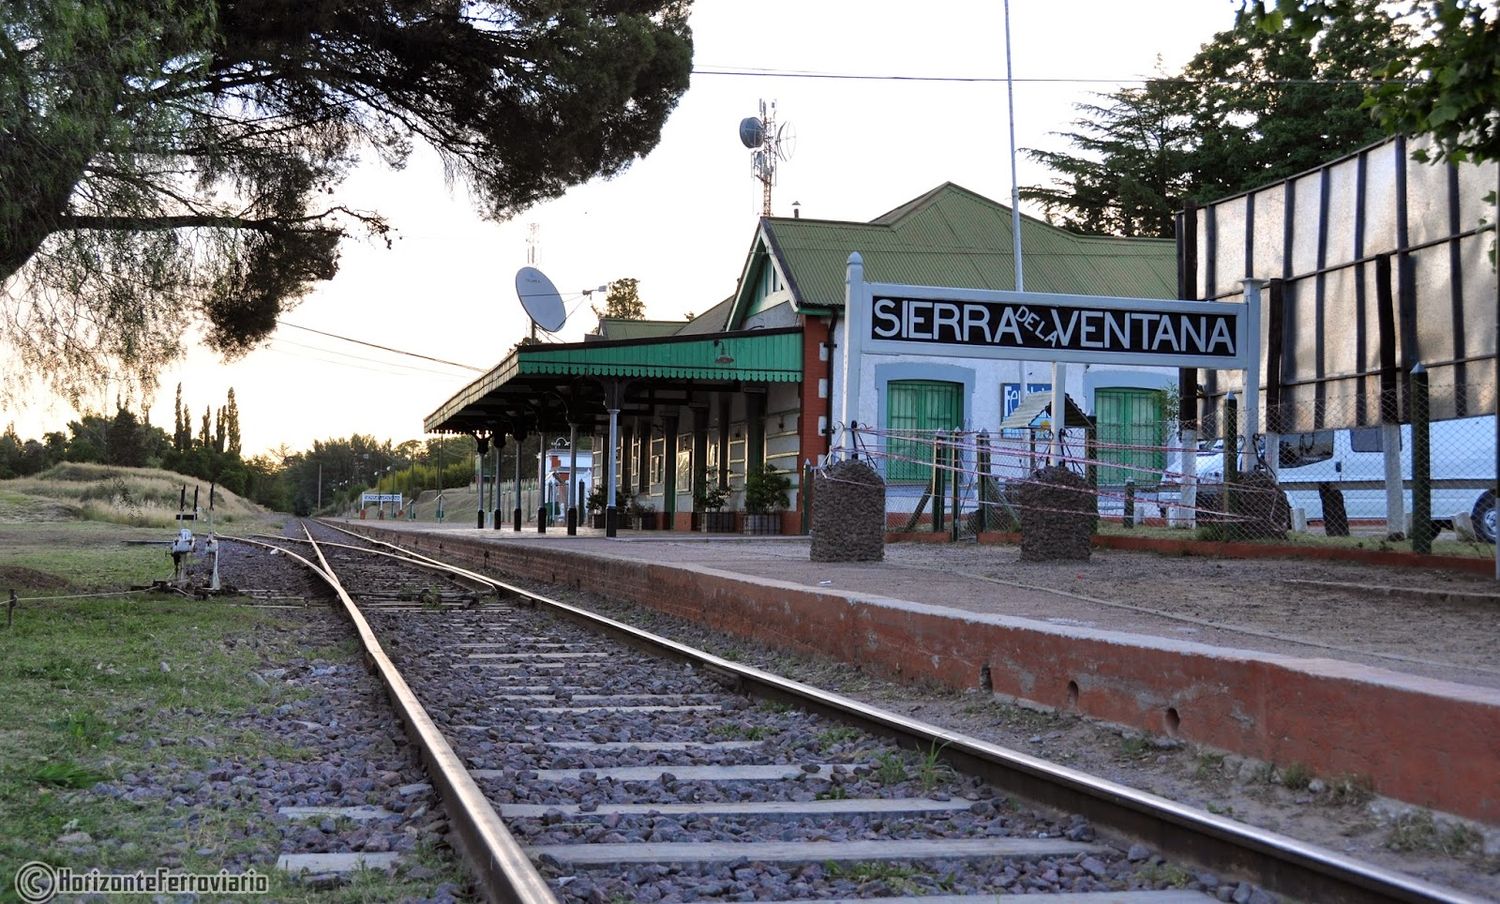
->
1170;381;1497;548
858;380;1497;553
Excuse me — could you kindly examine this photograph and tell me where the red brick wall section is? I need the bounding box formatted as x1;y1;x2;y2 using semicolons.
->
356;526;1500;823
798;316;830;469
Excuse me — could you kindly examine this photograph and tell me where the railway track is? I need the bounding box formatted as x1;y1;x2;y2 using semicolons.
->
227;521;1485;904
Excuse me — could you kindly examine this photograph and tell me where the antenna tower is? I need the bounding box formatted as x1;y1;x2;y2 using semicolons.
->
738;100;795;217
526;223;539;265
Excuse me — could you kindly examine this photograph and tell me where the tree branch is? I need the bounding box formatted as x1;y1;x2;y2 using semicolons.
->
56;205;372;234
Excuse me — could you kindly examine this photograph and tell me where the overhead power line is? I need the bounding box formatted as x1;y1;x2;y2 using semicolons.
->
268;336;478;379
691;66;1397;87
276;320;485;372
262;344;463;380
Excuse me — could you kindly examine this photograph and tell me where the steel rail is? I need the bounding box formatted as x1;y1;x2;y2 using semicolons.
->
247;534;502;593
325;521;1483;904
227;530;559;904
220;534;333;584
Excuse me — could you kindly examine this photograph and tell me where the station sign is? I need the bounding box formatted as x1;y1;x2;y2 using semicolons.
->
837;253;1260;460
861;286;1247;370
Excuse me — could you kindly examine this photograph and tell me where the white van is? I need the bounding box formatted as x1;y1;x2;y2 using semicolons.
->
1187;416;1496;542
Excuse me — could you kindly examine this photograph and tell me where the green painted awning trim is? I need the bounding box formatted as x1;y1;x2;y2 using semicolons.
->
516;329;801;382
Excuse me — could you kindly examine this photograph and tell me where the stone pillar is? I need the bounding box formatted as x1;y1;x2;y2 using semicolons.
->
810;459;885;562
1018;465;1095;561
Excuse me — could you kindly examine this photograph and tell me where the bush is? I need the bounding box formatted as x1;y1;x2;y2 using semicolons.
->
694;483;729;512
743;464;791;514
587;482;609;514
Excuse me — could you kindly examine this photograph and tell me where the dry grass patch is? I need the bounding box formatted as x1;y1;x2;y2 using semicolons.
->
4;463;267;528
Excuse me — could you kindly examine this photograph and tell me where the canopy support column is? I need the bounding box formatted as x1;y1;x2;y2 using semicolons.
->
567;423;579;536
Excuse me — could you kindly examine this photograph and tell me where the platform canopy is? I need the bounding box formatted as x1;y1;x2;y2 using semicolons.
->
424;327;802;437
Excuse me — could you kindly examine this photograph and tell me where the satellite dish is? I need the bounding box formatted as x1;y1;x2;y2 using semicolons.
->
775;121;796;161
515;266;566;333
738;116;764;149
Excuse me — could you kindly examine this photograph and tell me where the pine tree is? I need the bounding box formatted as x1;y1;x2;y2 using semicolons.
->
594;278;646;322
1022;79;1192;237
1;1;693;403
213;406;226;454
199;407;211;449
1021;0;1411;237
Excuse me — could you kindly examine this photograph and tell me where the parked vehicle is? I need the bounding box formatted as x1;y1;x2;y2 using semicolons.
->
1176;417;1496;542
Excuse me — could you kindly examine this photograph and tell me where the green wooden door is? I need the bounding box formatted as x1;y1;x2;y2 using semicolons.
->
1095;388;1165;487
886;380;963;482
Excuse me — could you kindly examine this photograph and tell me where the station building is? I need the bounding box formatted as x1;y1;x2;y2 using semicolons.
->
425;182;1179;532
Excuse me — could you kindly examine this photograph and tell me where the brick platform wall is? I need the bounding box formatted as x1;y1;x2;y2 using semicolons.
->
354;526;1500;823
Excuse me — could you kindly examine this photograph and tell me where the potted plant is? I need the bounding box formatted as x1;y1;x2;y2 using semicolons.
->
617;494;639;529
586;483;608;530
742;464;791;535
628;495;658;530
694;482;734;533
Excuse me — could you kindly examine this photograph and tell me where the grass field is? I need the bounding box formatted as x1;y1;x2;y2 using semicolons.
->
0;507;461;900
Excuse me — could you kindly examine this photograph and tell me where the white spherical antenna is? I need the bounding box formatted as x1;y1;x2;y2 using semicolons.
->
738;116;764;149
515;266;567;333
775;121;796;161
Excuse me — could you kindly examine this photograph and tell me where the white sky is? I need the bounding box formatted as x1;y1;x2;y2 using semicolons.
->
5;0;1239;456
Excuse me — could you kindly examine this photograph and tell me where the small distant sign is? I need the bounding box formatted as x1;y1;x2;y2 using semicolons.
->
360;493;404;505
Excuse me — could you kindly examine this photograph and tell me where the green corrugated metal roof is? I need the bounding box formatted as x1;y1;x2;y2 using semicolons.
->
518;329;801;381
593;318;686;340
739;183;1174;323
673;295;735;335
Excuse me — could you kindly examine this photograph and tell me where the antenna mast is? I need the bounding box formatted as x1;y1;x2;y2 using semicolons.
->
739;100;795;218
525;224;540;339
